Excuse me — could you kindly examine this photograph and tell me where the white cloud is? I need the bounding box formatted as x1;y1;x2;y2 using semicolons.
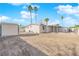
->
13;19;26;24
63;17;79;27
13;19;25;22
6;18;27;25
47;17;79;27
56;4;79;27
20;11;38;19
48;20;60;25
0;16;10;22
9;3;24;6
56;5;79;16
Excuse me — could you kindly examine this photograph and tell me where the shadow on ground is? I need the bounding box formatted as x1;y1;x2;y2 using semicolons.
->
0;36;47;56
19;33;39;37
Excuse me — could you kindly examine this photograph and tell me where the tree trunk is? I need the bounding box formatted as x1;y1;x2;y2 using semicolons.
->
35;11;37;24
30;11;32;25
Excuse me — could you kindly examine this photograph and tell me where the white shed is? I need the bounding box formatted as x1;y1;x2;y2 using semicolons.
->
0;23;19;37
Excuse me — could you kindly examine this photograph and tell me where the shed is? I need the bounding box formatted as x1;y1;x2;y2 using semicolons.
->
0;23;19;37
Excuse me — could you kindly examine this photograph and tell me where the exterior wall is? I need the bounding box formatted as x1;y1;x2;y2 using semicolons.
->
25;24;68;33
58;28;63;32
46;26;53;32
0;25;1;37
40;25;46;33
1;24;18;37
25;25;40;33
77;29;79;35
52;26;57;32
40;25;59;33
47;26;59;32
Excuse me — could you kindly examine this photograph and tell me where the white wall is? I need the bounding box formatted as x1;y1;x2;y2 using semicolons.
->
77;29;79;35
2;24;18;37
25;25;40;33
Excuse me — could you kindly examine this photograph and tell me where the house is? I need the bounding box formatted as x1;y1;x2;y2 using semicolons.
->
25;24;62;33
25;24;40;33
0;23;19;37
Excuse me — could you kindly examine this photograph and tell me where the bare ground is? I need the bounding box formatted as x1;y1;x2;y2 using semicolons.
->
20;32;79;56
0;32;79;56
0;36;47;56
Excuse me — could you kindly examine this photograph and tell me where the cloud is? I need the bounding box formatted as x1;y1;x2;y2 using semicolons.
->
20;11;38;19
48;20;60;25
0;15;28;25
47;17;79;27
56;5;79;16
56;4;79;27
12;19;26;24
13;19;25;22
9;3;24;6
0;16;10;22
4;18;27;25
62;17;79;27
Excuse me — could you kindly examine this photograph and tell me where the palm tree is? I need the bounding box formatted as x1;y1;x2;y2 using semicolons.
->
44;18;49;32
61;16;64;27
61;16;64;32
28;5;33;24
34;6;38;24
44;18;49;26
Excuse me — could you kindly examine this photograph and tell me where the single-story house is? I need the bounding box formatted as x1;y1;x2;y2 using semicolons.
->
0;23;19;37
25;24;40;33
25;24;63;33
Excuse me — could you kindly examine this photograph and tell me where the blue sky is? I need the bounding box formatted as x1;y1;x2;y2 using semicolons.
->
0;3;79;27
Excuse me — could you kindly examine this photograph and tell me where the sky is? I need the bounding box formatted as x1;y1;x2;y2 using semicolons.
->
0;3;79;27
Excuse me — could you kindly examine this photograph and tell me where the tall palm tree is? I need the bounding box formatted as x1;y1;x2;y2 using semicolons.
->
44;18;49;26
44;18;49;32
34;6;38;24
61;16;64;32
61;16;64;27
28;5;33;24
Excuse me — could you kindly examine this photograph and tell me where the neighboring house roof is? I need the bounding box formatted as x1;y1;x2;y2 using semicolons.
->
25;24;40;28
25;24;62;28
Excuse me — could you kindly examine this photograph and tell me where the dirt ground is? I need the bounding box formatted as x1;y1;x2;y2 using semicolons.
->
20;32;79;56
0;36;47;56
0;32;79;56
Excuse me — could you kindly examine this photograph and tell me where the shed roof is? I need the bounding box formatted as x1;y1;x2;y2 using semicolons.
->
0;22;18;25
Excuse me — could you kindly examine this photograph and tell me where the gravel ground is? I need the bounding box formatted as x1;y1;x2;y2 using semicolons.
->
20;32;79;56
0;32;79;56
0;36;46;56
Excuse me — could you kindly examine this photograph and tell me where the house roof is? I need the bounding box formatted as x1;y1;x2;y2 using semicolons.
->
25;23;62;27
25;24;40;27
